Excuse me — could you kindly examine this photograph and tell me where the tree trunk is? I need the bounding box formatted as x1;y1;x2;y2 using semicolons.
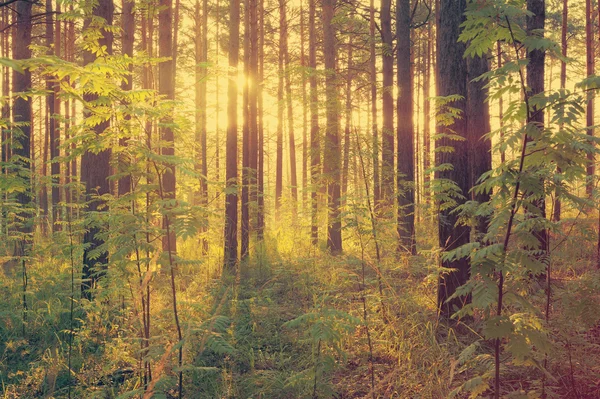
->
249;0;258;230
322;0;342;254
423;18;432;206
467;54;492;238
118;0;134;197
12;0;33;243
554;0;568;222
223;0;240;271
586;0;595;197
51;1;61;231
380;0;394;206
436;0;470;318
309;0;319;245
281;0;298;211
81;0;114;299
241;0;250;259
158;0;176;259
257;0;265;239
396;0;416;255
276;6;284;211
194;0;208;253
301;0;308;206
370;0;380;205
342;37;352;204
526;0;549;258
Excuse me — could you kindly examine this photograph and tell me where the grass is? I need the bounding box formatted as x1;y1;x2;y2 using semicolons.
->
1;214;599;398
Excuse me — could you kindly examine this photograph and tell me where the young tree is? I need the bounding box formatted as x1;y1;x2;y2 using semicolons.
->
396;0;416;254
435;0;470;318
223;0;240;270
81;0;114;298
322;0;342;253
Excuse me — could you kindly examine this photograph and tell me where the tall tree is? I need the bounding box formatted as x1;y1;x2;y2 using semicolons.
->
586;0;594;197
526;0;549;258
275;4;284;211
370;0;380;203
301;0;308;206
257;0;265;239
12;0;33;247
158;0;176;256
554;0;568;222
396;0;416;255
118;0;134;197
466;55;491;237
194;0;208;253
281;0;298;210
223;0;240;270
249;0;258;228
380;0;394;205
81;0;114;298
42;0;53;227
435;0;470;318
309;0;319;245
241;0;250;258
342;37;352;202
322;0;342;253
423;17;432;205
52;2;61;229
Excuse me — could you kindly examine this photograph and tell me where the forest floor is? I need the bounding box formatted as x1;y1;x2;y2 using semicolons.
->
1;219;600;398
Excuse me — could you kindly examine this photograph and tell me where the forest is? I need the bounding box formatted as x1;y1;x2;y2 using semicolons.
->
1;0;600;397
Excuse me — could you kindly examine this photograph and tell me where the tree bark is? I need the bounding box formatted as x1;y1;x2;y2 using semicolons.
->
396;0;416;255
194;0;208;253
309;0;319;245
526;0;549;258
81;0;114;299
380;0;394;206
370;0;380;204
322;0;342;254
436;0;470;318
223;0;240;271
12;0;33;241
467;54;492;238
241;0;250;258
257;0;265;239
423;17;432;206
342;37;352;204
281;0;298;211
158;0;176;257
586;0;595;197
301;0;308;206
554;0;568;222
118;0;134;197
275;1;284;211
